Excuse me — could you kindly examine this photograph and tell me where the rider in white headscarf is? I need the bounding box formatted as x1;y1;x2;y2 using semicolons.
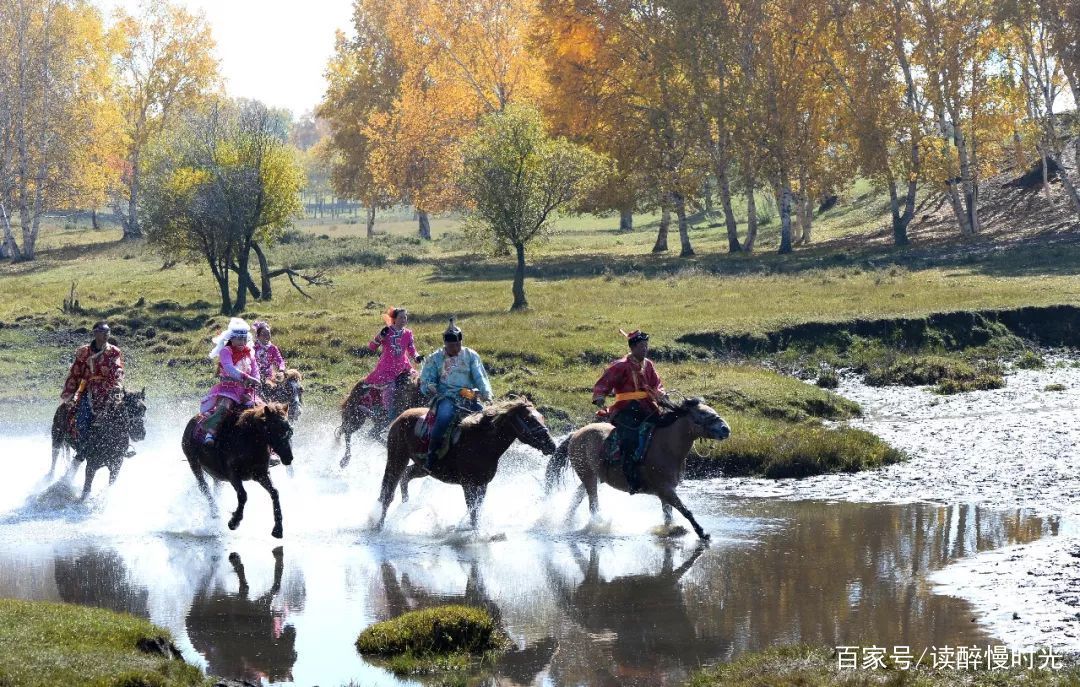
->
199;317;261;445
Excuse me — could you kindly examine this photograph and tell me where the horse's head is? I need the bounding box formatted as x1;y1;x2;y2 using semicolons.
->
257;402;295;465
122;388;147;442
283;369;304;421
507;400;558;455
680;398;730;441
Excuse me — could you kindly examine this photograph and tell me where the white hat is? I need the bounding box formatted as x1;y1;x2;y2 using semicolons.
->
208;317;252;360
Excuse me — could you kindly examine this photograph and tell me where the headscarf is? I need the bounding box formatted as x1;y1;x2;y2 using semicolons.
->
253;320;271;336
209;317;252;360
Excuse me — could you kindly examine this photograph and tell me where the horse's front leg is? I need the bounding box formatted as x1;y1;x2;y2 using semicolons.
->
80;464;97;501
255;472;283;539
462;484;488;529
187;458;216;512
228;478;248;531
657;487;709;541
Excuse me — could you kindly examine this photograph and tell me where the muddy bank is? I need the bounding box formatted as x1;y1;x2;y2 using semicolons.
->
678;304;1080;354
699;361;1080;651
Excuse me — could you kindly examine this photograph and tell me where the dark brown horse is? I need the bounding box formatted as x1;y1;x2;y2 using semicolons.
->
337;371;422;467
544;398;730;539
261;369;304;421
377;398;557;529
50;389;147;498
182;403;295;538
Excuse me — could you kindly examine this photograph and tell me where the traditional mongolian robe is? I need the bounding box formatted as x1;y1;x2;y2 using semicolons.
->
61;342;125;441
592;355;665;417
254;340;286;381
200;345;261;413
364;326;418;410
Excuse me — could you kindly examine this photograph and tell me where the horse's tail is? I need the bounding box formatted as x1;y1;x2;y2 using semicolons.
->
544;436;572;495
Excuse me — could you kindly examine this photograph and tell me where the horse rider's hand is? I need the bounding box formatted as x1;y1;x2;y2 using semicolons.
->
379;326;391;337
592;397;606;408
414;354;424;365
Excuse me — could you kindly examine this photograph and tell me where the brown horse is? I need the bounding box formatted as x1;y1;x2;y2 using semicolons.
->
50;389;147;498
262;369;304;421
377;398;558;529
181;403;295;538
337;371;422;467
544;398;730;540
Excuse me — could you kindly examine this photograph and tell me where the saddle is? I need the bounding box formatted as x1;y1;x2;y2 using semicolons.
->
413;405;475;459
603;422;656;466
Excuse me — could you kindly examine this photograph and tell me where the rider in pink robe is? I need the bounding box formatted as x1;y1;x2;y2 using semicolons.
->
364;307;418;411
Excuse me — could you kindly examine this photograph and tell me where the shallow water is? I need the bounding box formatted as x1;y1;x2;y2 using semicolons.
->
0;406;1061;686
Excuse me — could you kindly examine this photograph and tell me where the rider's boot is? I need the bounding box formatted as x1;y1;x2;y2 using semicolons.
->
424;448;437;472
201;405;228;446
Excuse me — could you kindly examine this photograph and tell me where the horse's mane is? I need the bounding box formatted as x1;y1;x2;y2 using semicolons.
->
237;403;288;429
655;397;704;427
459;397;532;431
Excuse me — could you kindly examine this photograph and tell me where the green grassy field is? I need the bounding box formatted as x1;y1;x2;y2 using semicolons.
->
3;196;1077;475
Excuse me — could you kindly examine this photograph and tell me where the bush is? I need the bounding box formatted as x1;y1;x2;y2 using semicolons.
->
865;355;1004;392
1045;383;1067;392
1015;350;1046;369
356;605;505;657
815;369;839;389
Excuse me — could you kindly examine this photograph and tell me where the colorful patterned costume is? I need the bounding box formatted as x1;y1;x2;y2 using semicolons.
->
365;325;418;411
419;318;492;468
61;341;124;442
200;344;261;414
254;340;286;382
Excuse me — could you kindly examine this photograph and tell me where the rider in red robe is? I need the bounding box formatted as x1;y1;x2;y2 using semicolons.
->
61;321;125;448
592;330;666;493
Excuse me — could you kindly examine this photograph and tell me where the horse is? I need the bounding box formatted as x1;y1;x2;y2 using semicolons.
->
376;397;558;530
181;402;295;538
337;371;423;467
543;398;730;540
262;369;304;421
49;389;147;498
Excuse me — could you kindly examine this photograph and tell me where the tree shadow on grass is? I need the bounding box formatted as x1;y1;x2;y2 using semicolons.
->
0;239;130;279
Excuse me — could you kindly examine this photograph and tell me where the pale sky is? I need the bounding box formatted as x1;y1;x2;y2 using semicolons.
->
94;0;355;116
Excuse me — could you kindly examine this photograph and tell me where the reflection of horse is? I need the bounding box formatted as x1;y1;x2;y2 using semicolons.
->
337;371;422;467
54;547;148;617
262;369;304;421
181;403;295;538
377;398;557;529
49;389;147;498
186;547;300;684
545;398;729;539
547;541;708;683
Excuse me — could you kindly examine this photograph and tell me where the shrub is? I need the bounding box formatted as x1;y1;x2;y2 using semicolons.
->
1045;383;1067;392
815;369;839;389
356;605;505;658
1015;350;1046;369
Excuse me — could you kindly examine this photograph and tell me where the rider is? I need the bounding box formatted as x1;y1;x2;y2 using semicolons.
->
61;321;125;453
199;317;262;446
418;317;492;471
591;329;667;493
364;306;419;417
253;320;287;384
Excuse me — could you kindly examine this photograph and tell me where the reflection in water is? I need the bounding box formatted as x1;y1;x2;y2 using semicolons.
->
186;546;304;683
55;547;149;617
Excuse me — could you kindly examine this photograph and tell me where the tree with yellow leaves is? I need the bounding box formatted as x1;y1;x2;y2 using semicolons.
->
110;0;219;241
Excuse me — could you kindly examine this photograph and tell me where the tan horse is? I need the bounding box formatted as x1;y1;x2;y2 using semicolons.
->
544;398;730;540
337;371;423;467
377;398;558;529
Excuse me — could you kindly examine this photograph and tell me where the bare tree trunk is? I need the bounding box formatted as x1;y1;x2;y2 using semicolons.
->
743;165;758;253
778;182;793;254
801;193;813;244
511;242;528;310
123;153;143;240
253;241;272;300
619;208;633;233
417;209;431;240
716;161;741;252
652;202;670;253
953;121;978;235
673;192;694;257
887;177;911;246
365;205;375;238
0;202;20;260
701;177;714;214
91;209;99;230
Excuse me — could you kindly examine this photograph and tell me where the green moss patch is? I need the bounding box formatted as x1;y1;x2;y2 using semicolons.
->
356;605;508;676
0;599;208;687
864;355;1005;395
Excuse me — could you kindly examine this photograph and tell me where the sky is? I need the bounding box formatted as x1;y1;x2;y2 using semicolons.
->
94;0;355;116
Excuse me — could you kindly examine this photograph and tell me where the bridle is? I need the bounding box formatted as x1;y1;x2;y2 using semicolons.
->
509;406;551;446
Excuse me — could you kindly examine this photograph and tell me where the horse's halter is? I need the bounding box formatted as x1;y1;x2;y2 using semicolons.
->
508;406;551;448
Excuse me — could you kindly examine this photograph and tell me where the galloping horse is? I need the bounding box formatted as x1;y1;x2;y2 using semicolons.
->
181;403;295;538
376;398;557;529
50;389;147;498
337;371;422;467
544;398;730;539
262;369;304;421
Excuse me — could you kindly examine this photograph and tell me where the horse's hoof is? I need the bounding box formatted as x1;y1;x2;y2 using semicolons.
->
228;519;240;530
339;456;351;469
228;552;241;565
698;531;711;541
271;526;283;539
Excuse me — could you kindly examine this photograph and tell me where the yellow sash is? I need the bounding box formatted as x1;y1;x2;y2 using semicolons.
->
614;391;650;402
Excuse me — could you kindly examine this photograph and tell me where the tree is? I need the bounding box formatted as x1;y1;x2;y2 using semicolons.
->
142;100;304;314
110;0;219;241
0;0;120;261
460;105;609;310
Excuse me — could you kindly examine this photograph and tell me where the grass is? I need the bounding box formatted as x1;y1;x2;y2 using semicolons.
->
864;356;1006;395
1045;383;1067;392
687;645;1080;687
355;605;508;676
6;198;1079;476
0;599;208;687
